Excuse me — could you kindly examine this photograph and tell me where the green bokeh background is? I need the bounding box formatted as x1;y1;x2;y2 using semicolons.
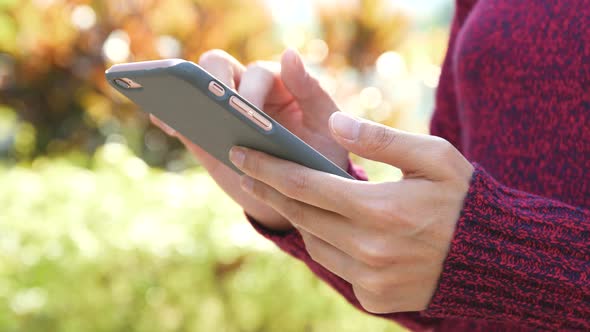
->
0;0;451;330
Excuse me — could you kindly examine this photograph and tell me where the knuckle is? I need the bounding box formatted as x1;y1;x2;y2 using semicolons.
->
355;238;392;268
365;189;413;231
284;169;309;198
249;179;267;200
302;235;320;261
427;136;457;165
243;152;262;175
430;137;470;178
375;205;412;231
367;200;400;228
360;123;395;155
437;138;457;160
369;202;394;223
284;200;305;225
355;270;389;294
353;286;398;314
362;301;398;314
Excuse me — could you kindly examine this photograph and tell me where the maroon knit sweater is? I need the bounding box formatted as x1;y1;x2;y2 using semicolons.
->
248;0;590;330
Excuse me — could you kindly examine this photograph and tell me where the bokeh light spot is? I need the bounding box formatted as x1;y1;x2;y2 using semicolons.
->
376;51;407;79
305;39;329;63
102;30;130;63
71;5;96;30
157;35;182;58
359;87;383;109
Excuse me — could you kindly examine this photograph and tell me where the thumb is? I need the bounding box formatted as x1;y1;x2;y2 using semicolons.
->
329;112;450;177
280;49;339;128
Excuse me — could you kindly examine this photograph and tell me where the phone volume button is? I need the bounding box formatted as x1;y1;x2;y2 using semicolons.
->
229;96;272;131
251;112;272;130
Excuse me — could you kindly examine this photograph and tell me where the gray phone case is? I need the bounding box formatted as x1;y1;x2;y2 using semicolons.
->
105;61;353;179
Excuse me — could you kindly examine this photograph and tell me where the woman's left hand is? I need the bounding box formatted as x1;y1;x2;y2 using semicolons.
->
229;112;474;313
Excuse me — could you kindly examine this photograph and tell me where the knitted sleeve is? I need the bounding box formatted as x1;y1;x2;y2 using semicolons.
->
429;0;475;152
421;163;590;330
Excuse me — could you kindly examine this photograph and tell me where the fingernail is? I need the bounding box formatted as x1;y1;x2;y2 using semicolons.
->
330;112;360;141
241;176;254;193
229;147;246;168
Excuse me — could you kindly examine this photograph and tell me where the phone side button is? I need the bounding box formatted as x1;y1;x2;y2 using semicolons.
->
208;81;225;97
251;112;272;131
229;96;272;131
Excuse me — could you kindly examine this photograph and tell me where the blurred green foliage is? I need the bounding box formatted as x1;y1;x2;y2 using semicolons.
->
0;144;405;332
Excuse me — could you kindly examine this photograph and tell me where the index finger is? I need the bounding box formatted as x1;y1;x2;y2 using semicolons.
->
198;49;245;89
229;147;369;217
238;61;280;109
280;49;339;132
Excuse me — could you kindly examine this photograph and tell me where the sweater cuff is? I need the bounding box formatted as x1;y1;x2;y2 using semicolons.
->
423;163;578;327
424;163;493;319
246;159;367;251
426;163;518;318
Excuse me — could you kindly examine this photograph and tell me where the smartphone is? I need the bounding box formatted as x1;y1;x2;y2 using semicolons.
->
105;59;353;179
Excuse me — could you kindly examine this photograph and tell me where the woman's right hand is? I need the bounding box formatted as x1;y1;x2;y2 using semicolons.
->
151;49;350;231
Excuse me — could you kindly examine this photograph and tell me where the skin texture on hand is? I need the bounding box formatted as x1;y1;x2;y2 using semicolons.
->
153;48;475;314
229;111;474;313
152;49;348;231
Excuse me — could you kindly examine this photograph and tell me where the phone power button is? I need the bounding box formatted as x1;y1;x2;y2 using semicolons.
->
208;81;225;97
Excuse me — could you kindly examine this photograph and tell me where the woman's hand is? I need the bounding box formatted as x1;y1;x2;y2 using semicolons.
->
152;49;348;231
228;112;474;313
